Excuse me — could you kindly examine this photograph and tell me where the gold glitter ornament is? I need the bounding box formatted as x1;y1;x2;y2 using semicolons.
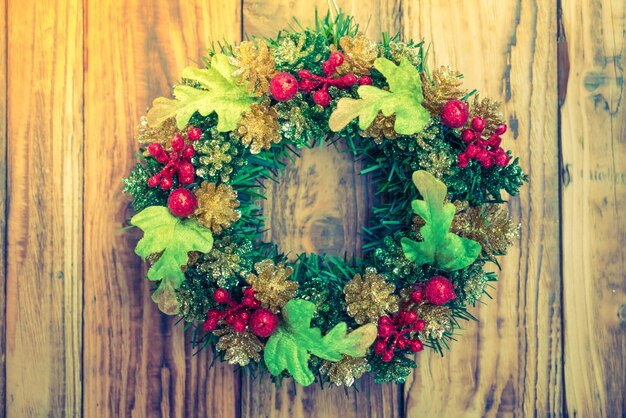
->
418;150;453;179
388;41;423;66
451;204;519;257
333;33;378;76
422;66;468;115
192;182;241;234
360;113;398;144
236;103;281;154
467;95;506;136
344;267;399;325
416;304;452;339
320;355;370;387
214;328;263;366
136;116;181;155
231;39;276;96
247;260;298;312
197;237;247;288
196;140;234;182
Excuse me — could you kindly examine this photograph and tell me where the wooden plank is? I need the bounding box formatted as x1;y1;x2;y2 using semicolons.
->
401;1;562;416
0;0;6;414
560;0;625;416
82;1;242;417
240;2;403;417
5;0;83;416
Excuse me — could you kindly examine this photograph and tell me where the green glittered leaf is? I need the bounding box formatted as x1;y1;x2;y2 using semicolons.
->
329;57;431;135
264;299;377;386
131;206;214;306
146;54;257;132
401;171;481;271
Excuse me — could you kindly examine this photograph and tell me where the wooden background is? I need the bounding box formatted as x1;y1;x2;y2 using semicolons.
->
1;0;624;416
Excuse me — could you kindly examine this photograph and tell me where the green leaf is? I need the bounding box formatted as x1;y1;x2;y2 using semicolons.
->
401;171;481;271
131;205;214;295
264;299;377;386
329;57;431;135
146;54;257;131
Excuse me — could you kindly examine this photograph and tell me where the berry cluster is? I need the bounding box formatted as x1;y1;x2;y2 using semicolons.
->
297;52;371;107
458;118;510;169
374;311;425;362
147;127;203;190
203;288;279;338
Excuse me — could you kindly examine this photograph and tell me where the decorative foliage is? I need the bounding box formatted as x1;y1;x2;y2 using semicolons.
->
264;299;377;386
401;171;482;271
247;260;298;312
329;57;431;135
344;267;399;324
334;33;378;76
147;54;257;131
235;103;282;153
320;355;370;387
422;66;468;115
231;39;277;96
192;182;241;234
214;328;264;366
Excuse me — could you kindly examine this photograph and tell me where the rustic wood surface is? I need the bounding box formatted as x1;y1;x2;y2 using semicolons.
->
1;0;624;417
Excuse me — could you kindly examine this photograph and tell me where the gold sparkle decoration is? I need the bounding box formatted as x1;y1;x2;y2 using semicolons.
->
388;41;423;66
196;139;235;182
274;32;319;69
451;203;519;257
247;260;298;312
192;182;241;234
416;304;452;339
320;355;370;387
418;150;453;179
214;328;263;366
344;267;399;325
333;33;378;76
360;113;398;144
235;103;281;154
467;95;506;136
197;238;245;288
136;116;181;154
422;66;468;115
231;39;276;96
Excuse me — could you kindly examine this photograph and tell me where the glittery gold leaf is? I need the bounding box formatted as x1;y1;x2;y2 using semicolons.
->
388;41;422;67
333;33;378;76
196;139;235;182
192;182;241;234
136;116;181;154
274;33;317;69
320;355;370;387
451;204;519;257
344;267;399;325
197;238;244;287
235;103;281;154
467;95;505;136
416;304;452;339
421;66;468;115
247;260;298;312
418;150;453;179
214;328;263;366
231;39;276;96
360;113;398;144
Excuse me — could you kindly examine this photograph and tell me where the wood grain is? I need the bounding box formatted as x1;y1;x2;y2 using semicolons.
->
5;0;83;416
82;1;241;417
240;1;405;417
560;0;626;416
401;1;563;416
0;0;6;413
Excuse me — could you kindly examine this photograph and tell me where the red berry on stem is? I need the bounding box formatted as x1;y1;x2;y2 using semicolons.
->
377;323;394;338
358;75;373;85
249;308;279;338
424;276;456;305
213;288;231;304
382;350;394;363
231;320;247;333
396;335;408;350
440;99;469;128
373;340;386;355
187;127;203;141
494;149;510;167
313;89;331;107
471;117;486;132
487;134;502;148
171;134;185;152
329;51;344;67
298;78;317;93
337;74;357;88
410;289;423;303
160;176;173;190
457;152;470;168
321;60;335;76
167;188;198;217
414;319;426;332
269;73;299;102
495;124;507;135
461;129;475;143
466;144;480;158
148;143;164;157
147;175;160;188
407;339;424;352
182;145;195;158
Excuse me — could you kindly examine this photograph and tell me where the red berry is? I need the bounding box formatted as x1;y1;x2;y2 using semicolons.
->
182;145;195;159
410;289;423;303
487;134;502;148
148;143;164;157
471;117;486;132
479;154;494;168
358;76;373;85
178;161;195;177
231;320;247;333
213;288;231;304
269;73;299;101
495;124;507;135
160;176;174;190
171;134;185;152
461;129;475;143
249;308;279;338
328;51;344;67
238;311;250;323
382;350;394;362
414;319;426;332
399;310;418;325
313;89;331;107
377;323;394;338
494;149;510;167
321;60;335;76
396;335;408;349
407;339;424;352
298;69;312;78
187;127;202;141
424;276;456;305
167;188;198;217
466;144;480;158
440;99;469;128
378;316;393;326
147;175;160;188
337;74;357;88
374;340;387;355
457;152;470;168
298;78;317;93
243;288;255;297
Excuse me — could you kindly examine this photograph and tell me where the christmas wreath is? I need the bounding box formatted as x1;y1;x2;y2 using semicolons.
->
123;11;526;387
